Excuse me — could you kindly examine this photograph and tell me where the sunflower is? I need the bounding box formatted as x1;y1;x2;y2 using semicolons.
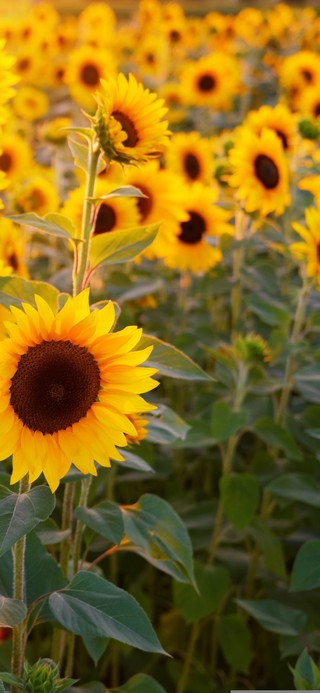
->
244;104;297;154
234;8;269;48
12;86;49;122
12;173;59;215
299;174;320;205
78;2;116;45
94;73;170;165
228;127;290;217
0;131;33;185
179;52;242;111
65;45;116;111
122;160;189;259
158;81;186;125
0;218;28;277
61;179;140;239
290;207;320;284
278;51;320;110
0;290;158;492
133;33;170;81
126;413;149;445
165;131;215;185
0;39;19;124
160;182;231;272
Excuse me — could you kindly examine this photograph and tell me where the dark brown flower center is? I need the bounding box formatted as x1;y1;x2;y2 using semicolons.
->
314;102;320;117
275;129;288;150
10;339;100;434
254;154;279;189
94;202;117;234
169;29;181;43
134;183;152;221
80;63;101;87
17;57;30;72
301;68;313;84
317;242;320;263
197;73;216;92
8;253;19;271
111;110;139;147
178;210;206;245
0;151;13;173
184;152;201;180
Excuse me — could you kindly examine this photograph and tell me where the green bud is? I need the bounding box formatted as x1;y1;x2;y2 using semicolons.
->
298;118;320;141
235;333;270;364
23;659;77;693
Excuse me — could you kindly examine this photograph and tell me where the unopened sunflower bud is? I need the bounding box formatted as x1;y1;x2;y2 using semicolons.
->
235;333;270;364
23;658;77;693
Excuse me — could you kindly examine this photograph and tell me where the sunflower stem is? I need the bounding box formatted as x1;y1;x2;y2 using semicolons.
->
231;209;248;334
72;140;100;296
11;476;30;693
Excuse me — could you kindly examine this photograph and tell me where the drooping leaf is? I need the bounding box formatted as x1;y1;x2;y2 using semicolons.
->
0;486;55;556
75;501;124;545
0;596;26;627
90;224;159;269
8;213;79;240
48;570;167;654
139;334;212;381
120;494;195;585
217;614;253;673
290;540;320;592
237;599;307;635
83;634;109;666
118;449;154;474
219;473;260;530
174;561;231;624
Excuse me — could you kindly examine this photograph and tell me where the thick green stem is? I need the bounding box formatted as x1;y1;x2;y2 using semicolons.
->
231;210;247;333
72;142;100;296
176;622;200;693
11;477;30;693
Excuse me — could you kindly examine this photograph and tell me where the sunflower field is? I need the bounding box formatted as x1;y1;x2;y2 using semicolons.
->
2;1;320;692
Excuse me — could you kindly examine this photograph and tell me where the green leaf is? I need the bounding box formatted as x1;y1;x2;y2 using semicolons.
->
35;518;71;545
295;365;320;403
248;294;291;327
95;185;147;200
0;596;26;627
120;494;195;585
119;450;154;474
139;334;212;381
290;540;320;592
267;473;320;507
0;486;55;556
254;416;302;460
290;648;320;690
219;473;260;530
237;599;307;635
8;213;78;240
75;501;124;545
109;673;168;692
250;518;286;579
68;138;105;175
48;570;167;654
90;224;159;268
211;401;247;441
146;405;190;444
217;614;253;673
0;276;59;310
174;561;231;624
0;673;23;690
83;634;109;665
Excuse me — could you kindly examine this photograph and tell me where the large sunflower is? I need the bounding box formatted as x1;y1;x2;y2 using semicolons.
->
0;290;158;492
290;207;320;284
244;104;297;154
228;127;290;217
160;182;231;272
95;73;170;164
165;131;215;185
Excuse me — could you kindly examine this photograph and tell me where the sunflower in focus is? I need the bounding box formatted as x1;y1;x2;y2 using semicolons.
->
0;218;28;277
179;52;242;111
0;131;33;185
228;128;290;217
65;45;116;111
165;131;215;185
0;290;158;492
290;207;320;284
94;73;170;164
161;182;231;273
244;104;297;154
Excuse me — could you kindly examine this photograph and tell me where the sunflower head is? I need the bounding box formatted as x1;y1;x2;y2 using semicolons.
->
93;73;170;165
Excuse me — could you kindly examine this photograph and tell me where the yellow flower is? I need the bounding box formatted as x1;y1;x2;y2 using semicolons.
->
179;52;242;111
65;45;116;111
234;8;269;48
12;86;49;122
160;182;231;273
12;174;59;215
165;131;215;185
0;39;19;124
278;51;320;110
126;413;149;445
228;127;291;217
290;207;320;284
94;73;170;164
0;290;158;492
0;131;33;185
0;218;28;277
244;104;297;154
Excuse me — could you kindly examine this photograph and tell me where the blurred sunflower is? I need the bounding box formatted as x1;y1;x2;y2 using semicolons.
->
158;81;186;125
78;2;116;46
0;290;158;492
299;173;320;205
12;173;59;215
0;218;28;277
134;33;170;81
165;131;215;185
234;8;269;48
94;73;170;164
245;104;297;153
0;131;33;185
290;207;320;284
228;128;290;217
0;39;19;124
179;52;242;111
62;179;140;239
279;51;320;109
12;86;49;122
65;45;116;111
160;182;231;272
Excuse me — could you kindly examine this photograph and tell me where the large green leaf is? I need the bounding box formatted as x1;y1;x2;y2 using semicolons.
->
8;212;78;240
217;614;253;673
220;473;260;530
139;334;212;381
254;416;302;460
267;473;320;507
120;494;195;585
146;405;190;444
75;501;124;545
90;224;159;268
0;596;26;627
108;673;168;692
290;540;320;592
0;276;59;310
211;401;247;441
237;599;307;635
0;486;55;556
48;570;167;654
174;561;231;624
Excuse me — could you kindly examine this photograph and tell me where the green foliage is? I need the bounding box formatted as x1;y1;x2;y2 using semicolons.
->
8;213;78;240
219;473;260;529
89;224;159;269
139;334;212;380
211;400;247;441
174;561;231;623
108;673;168;692
290;649;320;690
217;614;253;673
290;540;320;592
0;486;55;556
0;597;26;627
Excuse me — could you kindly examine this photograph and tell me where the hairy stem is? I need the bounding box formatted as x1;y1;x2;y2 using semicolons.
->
11;477;30;692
